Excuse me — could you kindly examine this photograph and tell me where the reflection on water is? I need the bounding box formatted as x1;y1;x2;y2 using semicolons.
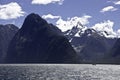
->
0;64;120;80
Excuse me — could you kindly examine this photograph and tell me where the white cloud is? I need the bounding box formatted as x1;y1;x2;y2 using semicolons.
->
114;1;120;5
42;14;61;19
92;20;117;38
31;0;64;5
116;29;120;38
0;2;25;20
56;15;92;32
100;6;118;13
52;14;119;38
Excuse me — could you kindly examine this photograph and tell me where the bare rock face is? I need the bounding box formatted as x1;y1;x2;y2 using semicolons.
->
6;13;79;63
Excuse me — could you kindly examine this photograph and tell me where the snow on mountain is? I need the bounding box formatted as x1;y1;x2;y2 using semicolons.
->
56;15;91;32
57;18;120;38
42;14;120;38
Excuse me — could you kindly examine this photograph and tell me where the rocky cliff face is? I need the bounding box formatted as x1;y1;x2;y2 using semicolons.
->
6;13;79;63
0;24;18;62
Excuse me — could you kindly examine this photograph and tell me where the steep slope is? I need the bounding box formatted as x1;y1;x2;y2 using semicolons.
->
6;13;79;63
0;24;18;63
106;38;120;64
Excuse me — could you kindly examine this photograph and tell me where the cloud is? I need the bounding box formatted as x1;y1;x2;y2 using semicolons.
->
56;15;92;32
116;29;120;38
42;14;61;19
31;0;64;5
100;6;118;13
114;1;120;5
92;20;117;38
0;2;25;20
52;14;119;38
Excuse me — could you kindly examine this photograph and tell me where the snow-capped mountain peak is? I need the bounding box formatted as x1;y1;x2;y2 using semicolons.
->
64;22;120;39
64;21;87;37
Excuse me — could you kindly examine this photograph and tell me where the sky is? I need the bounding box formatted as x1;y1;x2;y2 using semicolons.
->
0;0;120;37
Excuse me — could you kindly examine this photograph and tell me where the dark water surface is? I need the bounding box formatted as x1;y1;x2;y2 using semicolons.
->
0;64;120;80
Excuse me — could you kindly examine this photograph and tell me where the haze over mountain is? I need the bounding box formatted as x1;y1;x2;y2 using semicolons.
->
105;38;120;64
0;24;18;63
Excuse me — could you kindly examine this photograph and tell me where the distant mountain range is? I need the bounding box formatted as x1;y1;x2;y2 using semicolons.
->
0;13;120;64
64;23;117;63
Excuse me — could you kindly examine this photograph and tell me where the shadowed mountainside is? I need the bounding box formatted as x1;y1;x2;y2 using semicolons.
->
0;24;18;63
6;13;79;63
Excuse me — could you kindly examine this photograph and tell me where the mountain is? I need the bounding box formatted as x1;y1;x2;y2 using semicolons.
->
6;13;79;63
0;24;18;63
64;23;117;63
105;38;120;64
111;38;120;57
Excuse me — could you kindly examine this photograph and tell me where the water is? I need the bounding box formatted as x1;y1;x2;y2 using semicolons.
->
0;64;120;80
